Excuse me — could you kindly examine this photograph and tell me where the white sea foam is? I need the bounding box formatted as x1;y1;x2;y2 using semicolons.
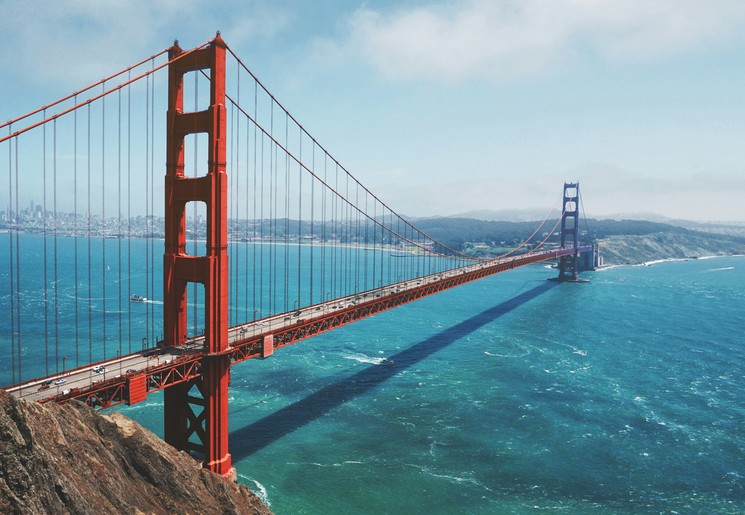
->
119;401;162;411
287;460;364;468
237;474;270;507
406;463;490;491
639;258;688;267
343;353;394;366
484;348;530;358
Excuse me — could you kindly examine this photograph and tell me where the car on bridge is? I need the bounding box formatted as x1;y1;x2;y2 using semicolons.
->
38;379;53;391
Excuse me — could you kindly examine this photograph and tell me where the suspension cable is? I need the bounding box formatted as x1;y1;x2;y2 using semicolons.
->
0;42;210;145
226;95;473;264
225;46;478;263
0;48;170;131
492;197;561;260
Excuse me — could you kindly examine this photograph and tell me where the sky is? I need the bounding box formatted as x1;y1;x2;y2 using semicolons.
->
1;0;744;222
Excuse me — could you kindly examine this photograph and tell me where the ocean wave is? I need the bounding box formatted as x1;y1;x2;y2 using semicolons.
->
286;460;365;468
405;463;491;491
237;474;270;507
343;353;395;367
484;348;530;358
119;401;163;411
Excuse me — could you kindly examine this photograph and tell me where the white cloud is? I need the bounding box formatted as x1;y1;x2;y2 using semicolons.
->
0;0;289;90
342;0;745;82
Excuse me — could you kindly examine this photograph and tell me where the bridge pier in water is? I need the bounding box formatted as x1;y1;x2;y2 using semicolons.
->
550;182;592;283
163;34;234;480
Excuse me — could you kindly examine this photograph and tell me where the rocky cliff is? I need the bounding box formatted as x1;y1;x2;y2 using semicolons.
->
598;232;745;265
0;391;271;514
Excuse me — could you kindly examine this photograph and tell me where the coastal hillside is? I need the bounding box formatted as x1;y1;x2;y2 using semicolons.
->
412;217;745;265
597;232;745;265
0;391;271;514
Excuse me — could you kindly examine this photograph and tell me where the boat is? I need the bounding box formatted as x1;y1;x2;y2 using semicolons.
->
129;294;148;302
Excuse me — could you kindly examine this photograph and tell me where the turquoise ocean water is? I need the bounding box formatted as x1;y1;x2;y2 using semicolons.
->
2;235;745;513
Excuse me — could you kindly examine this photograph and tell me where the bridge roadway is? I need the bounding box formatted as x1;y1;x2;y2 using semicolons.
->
3;246;589;409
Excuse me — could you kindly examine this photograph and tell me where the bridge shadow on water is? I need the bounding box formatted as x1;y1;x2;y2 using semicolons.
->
230;280;558;460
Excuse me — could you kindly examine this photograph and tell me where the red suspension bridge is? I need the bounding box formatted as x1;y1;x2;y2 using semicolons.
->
1;35;594;479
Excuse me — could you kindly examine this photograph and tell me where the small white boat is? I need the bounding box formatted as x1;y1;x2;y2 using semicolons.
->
130;294;148;302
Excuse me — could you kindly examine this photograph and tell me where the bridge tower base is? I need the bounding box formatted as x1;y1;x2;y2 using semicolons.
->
549;182;589;283
163;34;234;479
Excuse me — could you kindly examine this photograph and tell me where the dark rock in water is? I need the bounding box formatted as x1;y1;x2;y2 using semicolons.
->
0;390;271;514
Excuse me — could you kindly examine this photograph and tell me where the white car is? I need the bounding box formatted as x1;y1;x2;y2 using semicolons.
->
54;378;67;385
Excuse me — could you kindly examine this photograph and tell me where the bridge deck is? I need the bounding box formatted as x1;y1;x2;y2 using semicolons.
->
3;247;589;409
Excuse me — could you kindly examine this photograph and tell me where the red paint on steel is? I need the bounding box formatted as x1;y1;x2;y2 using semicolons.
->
262;335;274;358
163;34;233;478
127;374;147;405
41;247;590;411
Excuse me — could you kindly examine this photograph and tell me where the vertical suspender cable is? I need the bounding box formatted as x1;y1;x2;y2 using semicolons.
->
118;88;123;361
274;108;280;314
309;143;314;306
364;191;369;291
297;129;302;310
234;66;240;325
243;80;256;321
372;199;377;290
379;206;384;288
87;105;92;363
252;81;258;321
43;110;49;375
53;119;59;373
144;72;150;347
321;153;326;304
388;211;392;284
259;130;264;320
334;162;339;297
284;113;289;313
270;104;276;314
15;138;22;381
391;216;404;282
102;85;107;360
346;173;351;295
229;94;236;325
150;62;156;343
127;72;132;353
74;98;79;367
7;126;15;384
355;182;360;293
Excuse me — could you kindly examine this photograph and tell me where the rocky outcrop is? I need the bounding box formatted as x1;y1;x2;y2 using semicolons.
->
598;232;745;265
0;391;271;514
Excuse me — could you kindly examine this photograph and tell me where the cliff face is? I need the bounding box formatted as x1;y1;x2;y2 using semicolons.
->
0;391;271;514
598;232;745;265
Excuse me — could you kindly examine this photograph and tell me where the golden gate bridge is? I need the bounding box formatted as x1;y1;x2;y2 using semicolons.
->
1;34;594;479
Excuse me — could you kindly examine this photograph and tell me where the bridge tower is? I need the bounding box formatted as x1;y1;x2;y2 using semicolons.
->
553;182;584;282
163;34;234;479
